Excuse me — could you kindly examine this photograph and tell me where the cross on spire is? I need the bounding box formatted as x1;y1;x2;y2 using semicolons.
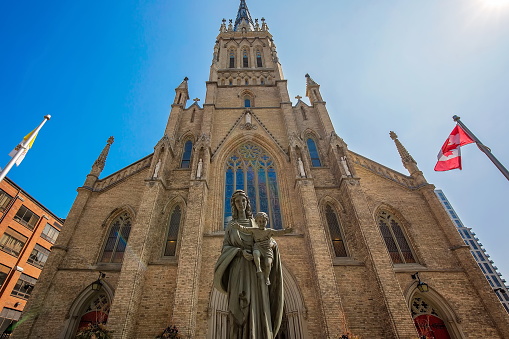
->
193;98;200;103
295;95;302;100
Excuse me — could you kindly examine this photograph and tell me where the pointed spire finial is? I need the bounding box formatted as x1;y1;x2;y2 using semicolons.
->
390;131;415;165
92;136;114;175
234;0;255;31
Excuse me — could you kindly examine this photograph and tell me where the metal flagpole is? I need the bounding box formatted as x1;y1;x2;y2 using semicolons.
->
453;115;509;181
0;115;51;183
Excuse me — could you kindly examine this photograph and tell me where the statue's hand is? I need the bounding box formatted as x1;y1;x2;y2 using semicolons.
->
242;250;254;261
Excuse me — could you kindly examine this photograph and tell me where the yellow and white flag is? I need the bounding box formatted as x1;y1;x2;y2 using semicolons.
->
8;129;38;166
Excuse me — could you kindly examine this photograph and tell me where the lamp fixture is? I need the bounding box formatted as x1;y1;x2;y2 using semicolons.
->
411;272;429;293
91;272;106;291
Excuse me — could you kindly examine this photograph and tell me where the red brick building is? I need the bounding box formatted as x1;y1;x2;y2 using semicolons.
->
0;177;63;334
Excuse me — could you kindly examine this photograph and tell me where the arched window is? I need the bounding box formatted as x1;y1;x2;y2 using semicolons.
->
378;211;415;264
243;49;249;68
306;138;321;167
229;50;235;68
256;50;263;67
181;140;193;168
100;212;132;263
244;98;251;107
164;205;182;256
324;205;347;257
224;143;282;229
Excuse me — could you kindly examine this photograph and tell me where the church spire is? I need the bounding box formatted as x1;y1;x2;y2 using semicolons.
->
389;131;426;185
83;136;114;188
234;0;254;31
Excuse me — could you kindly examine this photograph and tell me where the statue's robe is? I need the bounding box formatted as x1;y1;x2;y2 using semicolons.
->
214;218;284;339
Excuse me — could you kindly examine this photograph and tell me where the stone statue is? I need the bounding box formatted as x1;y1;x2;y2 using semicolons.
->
153;159;161;178
297;157;306;178
214;190;284;339
340;156;352;177
197;158;203;178
231;212;292;285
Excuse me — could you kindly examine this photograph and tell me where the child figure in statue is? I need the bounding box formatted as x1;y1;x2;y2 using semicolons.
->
232;212;292;285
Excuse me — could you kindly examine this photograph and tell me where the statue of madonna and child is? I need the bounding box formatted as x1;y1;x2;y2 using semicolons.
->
214;190;293;339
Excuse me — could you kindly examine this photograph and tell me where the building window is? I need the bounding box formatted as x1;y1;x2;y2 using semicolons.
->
378;211;415;264
229;50;235;68
0;307;22;334
0;229;27;257
164;205;182;256
0;190;13;212
11;273;37;300
41;223;60;243
180;140;193;169
324;205;347;257
224;143;282;229
27;244;50;269
14;205;40;230
243;50;249;68
256;51;263;67
306;138;322;167
244;98;251;107
100;212;132;263
0;264;10;288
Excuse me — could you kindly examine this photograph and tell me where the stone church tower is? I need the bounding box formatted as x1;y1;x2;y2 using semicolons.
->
14;1;509;338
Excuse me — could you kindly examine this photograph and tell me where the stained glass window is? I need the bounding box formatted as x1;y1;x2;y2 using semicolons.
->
256;51;263;67
164;206;182;256
181;140;193;168
378;211;415;264
224;143;282;229
325;205;347;257
307;138;321;167
100;212;132;263
243;50;249;68
229;50;235;68
244;98;251;107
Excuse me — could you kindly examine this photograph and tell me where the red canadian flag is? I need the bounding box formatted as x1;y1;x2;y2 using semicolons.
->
434;125;475;171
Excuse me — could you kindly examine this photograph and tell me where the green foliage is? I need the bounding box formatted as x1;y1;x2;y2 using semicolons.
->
75;323;113;339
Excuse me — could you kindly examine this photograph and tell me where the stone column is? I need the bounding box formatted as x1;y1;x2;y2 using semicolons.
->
107;181;165;339
341;178;419;338
170;180;209;337
295;178;346;338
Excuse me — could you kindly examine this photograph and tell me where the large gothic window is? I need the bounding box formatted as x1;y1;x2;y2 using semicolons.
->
100;212;132;263
243;49;249;68
306;138;322;167
229;50;235;68
256;50;263;67
324;205;347;257
378;211;416;264
164;205;182;256
180;140;193;168
224;143;282;229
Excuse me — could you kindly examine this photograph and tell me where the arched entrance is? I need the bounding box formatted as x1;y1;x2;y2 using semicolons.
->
207;266;308;339
408;290;464;339
59;281;114;339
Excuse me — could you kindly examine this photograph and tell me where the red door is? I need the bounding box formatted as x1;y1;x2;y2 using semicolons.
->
414;314;451;339
77;311;109;331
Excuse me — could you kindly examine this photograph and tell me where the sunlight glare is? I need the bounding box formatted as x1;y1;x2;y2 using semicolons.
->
482;0;509;8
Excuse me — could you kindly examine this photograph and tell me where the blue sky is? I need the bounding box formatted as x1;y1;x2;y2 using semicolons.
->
1;0;508;280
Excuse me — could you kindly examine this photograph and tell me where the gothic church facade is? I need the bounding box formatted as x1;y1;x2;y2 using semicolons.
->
14;1;509;338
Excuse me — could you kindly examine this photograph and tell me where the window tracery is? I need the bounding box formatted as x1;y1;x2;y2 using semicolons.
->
378;211;415;264
164;205;182;256
100;212;132;263
224;143;282;229
324;205;347;257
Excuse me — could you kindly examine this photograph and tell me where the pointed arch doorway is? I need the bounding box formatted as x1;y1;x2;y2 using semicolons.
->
207;266;308;339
